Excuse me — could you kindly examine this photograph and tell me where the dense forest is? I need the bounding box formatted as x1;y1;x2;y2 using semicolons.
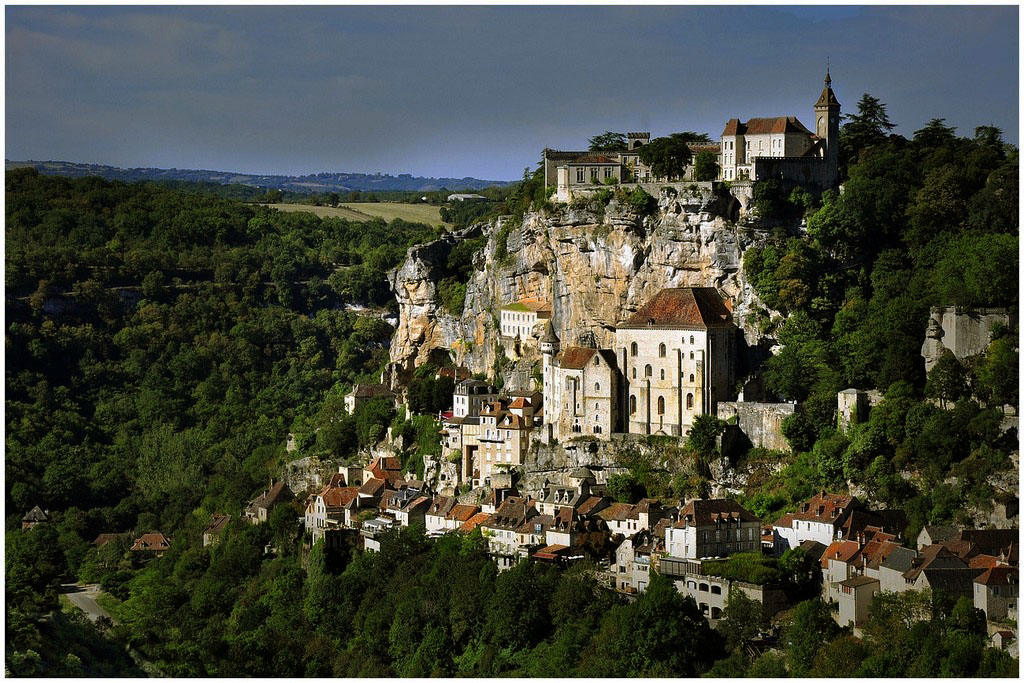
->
4;96;1019;676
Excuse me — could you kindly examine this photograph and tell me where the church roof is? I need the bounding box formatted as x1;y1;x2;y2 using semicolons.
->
617;287;733;330
721;116;813;137
816;70;841;107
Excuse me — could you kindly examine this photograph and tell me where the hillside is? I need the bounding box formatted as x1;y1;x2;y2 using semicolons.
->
5;159;513;193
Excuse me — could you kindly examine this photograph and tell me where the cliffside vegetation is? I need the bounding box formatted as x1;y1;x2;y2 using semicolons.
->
738;101;1018;533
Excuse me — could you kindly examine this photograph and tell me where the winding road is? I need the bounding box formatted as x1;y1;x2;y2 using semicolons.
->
60;583;115;624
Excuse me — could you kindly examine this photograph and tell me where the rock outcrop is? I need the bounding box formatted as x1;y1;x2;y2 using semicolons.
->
388;187;777;386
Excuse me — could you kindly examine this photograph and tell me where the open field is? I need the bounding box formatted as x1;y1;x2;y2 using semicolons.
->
267;202;447;226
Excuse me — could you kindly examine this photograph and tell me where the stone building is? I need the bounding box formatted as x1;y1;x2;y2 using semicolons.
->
474;398;535;487
615;287;736;437
664;498;761;559
720;70;840;190
542;328;620;441
499;299;551;342
921;306;1015;373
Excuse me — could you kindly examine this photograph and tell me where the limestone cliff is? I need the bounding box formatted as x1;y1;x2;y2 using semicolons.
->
388;186;776;387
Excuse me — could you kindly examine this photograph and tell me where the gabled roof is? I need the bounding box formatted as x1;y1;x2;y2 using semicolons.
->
426;496;456;518
839;575;878;589
516;514;555;535
568;154;621;165
598;502;637;522
487;496;537;530
957;528;1019;555
617;288;733;330
798;540;828;563
923;568;984;595
22;505;49;523
94;532;130;547
785;491;857;525
131;532;171;552
249;481;294;510
204;514;231;535
675;499;758;527
557;346;597;370
881;546;917;574
577;495;610;517
319;486;359;508
348;383;395;399
460;512;491;533
358;478;385;497
975;566;1018;586
821;540;862;567
721;116;813;137
447;504;480;522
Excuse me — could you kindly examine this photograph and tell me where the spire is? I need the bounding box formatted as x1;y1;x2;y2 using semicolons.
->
825;67;831;88
815;64;840;109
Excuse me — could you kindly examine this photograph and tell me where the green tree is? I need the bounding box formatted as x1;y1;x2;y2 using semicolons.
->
925;350;970;408
588;131;628;152
638;133;707;181
693;149;720;181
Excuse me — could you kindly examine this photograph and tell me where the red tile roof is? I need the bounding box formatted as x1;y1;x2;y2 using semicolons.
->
131;532;171;552
320;486;359;508
447;504;480;522
557;346;597;370
618;287;733;330
975;566;1018;586
676;499;758;527
821;540;862;567
460;512;491;533
721;116;813;137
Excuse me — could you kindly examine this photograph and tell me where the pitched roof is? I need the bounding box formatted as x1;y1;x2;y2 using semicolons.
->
204;514;231;535
721;116;814;137
426;496;456;518
348;383;395;399
821;540;862;567
598;502;637;522
957;528;1019;555
881;546;917;574
797;540;828;563
815;74;840;108
447;504;480;522
319;486;359;508
358;478;385;497
94;532;129;547
921;525;958;543
787;491;857;525
975;566;1018;586
557;346;597;370
675;499;758;527
569;154;621;165
250;481;294;509
460;512;491;533
131;532;171;552
22;505;49;523
617;287;733;330
839;575;879;589
577;495;610;517
923;568;984;595
501;298;551;313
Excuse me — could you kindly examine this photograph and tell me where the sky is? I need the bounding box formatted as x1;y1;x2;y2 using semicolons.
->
5;4;1019;181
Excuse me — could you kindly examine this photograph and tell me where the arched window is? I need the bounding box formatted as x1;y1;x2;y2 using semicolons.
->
593;355;600;366
595;403;599;411
686;393;694;409
632;368;637;379
645;364;652;377
660;369;665;380
630;342;638;357
690;335;694;344
594;382;600;392
629;395;637;414
657;396;665;415
689;351;694;360
658;343;666;357
689;373;694;383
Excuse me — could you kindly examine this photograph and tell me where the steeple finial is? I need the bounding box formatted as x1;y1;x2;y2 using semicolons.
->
825;57;831;86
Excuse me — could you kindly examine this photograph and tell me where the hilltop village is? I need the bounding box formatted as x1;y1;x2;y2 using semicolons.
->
226;72;1017;645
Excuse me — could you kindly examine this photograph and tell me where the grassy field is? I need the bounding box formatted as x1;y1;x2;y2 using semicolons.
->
267;202;447;226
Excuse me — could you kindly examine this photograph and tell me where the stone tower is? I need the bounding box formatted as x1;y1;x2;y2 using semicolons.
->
540;322;560;442
814;68;841;188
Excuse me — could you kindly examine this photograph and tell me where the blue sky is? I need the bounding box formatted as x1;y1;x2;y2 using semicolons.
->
6;5;1018;180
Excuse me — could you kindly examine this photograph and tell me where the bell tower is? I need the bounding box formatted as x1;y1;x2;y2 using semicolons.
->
814;67;841;188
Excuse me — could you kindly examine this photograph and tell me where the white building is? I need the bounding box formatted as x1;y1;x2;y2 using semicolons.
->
499;299;551;341
665;499;760;559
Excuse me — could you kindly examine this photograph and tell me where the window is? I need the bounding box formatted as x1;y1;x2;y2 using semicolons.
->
657;396;665;415
711;585;722;595
629;395;637;414
686;393;694;409
690;335;694;344
659;343;666;357
595;403;599;411
689;351;694;360
645;364;652;377
660;369;665;380
699;583;709;592
590;168;598;181
593;356;600;366
604;167;612;179
630;342;638;357
576;168;584;183
689;373;694;383
594;382;600;391
632;368;636;379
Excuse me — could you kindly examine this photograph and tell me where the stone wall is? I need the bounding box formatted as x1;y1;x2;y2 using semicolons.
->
717;401;795;452
921;306;1015;372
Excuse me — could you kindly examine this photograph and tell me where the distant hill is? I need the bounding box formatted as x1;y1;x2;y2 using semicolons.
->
5;159;514;193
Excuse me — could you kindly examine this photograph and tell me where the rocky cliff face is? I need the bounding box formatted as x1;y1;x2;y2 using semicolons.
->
388;186;776;387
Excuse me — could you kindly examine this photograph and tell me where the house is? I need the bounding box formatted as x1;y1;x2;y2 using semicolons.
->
305;485;359;543
21;505;49;530
361;455;404;488
93;532;130;548
203;514;231;547
545;506;609;551
773;491;858;552
878;546;917;593
719;70;839;190
991;631;1016;658
665;499;760;559
499;299;552;342
515;513;556;556
131;532;171;557
474;399;534;488
836;575;880;628
974;566;1018;622
460;512;491;534
615;287;737;437
542;337;620;440
245;481;295;524
481;496;538;570
917;525;958;550
360;517;395;552
957;528;1019;557
613;529;659;594
344;383;396;414
452;379;500;419
425;495;457;534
